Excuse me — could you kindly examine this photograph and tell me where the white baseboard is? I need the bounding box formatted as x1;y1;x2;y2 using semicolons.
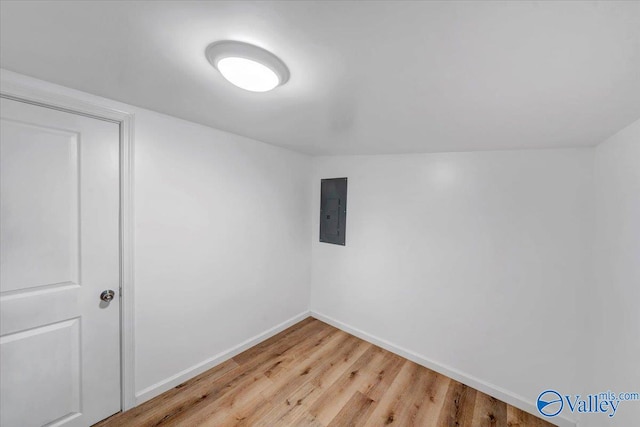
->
133;309;577;427
310;310;577;427
134;310;311;405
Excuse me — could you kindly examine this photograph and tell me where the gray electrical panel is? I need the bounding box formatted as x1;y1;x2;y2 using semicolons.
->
319;178;347;245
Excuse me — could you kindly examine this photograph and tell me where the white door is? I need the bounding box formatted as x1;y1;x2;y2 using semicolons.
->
0;97;121;427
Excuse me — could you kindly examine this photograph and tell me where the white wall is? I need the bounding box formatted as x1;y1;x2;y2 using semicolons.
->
134;108;312;400
0;70;312;404
311;149;594;424
580;119;640;427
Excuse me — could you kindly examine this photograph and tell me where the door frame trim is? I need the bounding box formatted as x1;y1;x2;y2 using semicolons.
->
1;70;136;411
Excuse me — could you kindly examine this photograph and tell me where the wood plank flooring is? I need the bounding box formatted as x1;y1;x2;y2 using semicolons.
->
95;318;555;427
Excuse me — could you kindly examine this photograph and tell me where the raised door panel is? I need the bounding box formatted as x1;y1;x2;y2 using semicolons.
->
0;120;79;293
0;319;81;427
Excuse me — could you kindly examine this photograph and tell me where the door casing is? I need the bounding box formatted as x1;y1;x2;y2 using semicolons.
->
0;70;136;411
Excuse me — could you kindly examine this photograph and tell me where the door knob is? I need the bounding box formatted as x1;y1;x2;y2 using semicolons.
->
100;290;116;302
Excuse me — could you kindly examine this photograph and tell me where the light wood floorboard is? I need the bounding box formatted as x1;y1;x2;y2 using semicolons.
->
95;317;556;427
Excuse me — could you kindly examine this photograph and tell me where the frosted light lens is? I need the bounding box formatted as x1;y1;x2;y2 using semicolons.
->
217;57;280;92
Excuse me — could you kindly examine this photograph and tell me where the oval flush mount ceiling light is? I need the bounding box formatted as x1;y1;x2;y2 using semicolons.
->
205;41;290;92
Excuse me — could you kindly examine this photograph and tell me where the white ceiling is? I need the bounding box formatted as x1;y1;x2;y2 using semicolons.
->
1;1;639;155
